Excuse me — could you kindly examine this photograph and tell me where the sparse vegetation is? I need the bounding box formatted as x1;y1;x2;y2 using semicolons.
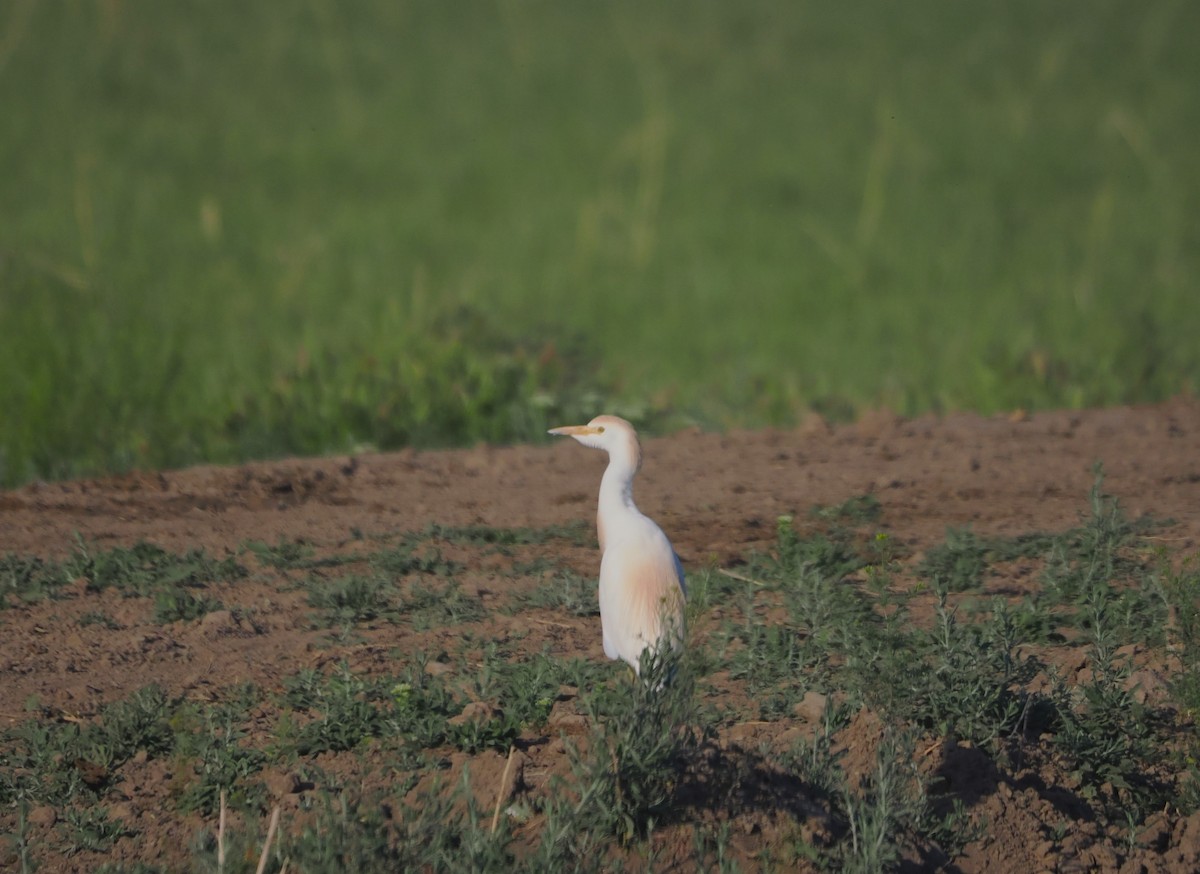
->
509;569;599;617
919;527;990;593
811;494;882;525
2;471;1199;870
63;805;136;852
244;538;316;570
1;685;174;810
0;554;68;608
421;522;591;550
402;579;487;631
304;573;396;628
282;665;397;756
152;586;224;623
66;540;246;596
556;645;703;845
173;718;268;815
370;542;462;579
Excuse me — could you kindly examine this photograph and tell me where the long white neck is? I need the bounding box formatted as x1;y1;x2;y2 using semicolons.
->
599;454;638;517
595;431;642;549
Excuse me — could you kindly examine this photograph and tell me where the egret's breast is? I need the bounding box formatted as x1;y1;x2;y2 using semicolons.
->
600;535;684;630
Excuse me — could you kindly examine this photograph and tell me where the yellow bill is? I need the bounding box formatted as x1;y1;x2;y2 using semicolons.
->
548;424;603;436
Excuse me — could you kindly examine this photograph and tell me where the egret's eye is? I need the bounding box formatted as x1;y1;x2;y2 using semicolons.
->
596;426;606;433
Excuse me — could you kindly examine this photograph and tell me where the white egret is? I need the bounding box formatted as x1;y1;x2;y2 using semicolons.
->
548;415;686;675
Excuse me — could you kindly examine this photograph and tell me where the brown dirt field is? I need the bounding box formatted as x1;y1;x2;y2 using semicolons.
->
2;398;1200;872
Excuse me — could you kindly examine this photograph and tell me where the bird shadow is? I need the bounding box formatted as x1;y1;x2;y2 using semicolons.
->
670;738;841;847
669;736;962;872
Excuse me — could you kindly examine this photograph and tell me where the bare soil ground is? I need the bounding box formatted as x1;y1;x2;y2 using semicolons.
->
3;398;1200;872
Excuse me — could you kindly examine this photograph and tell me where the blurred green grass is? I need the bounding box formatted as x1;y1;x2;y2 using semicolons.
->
2;0;1197;485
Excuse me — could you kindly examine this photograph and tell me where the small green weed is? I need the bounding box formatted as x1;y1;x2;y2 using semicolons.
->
371;543;462;578
65;539;245;596
467;646;563;727
279;791;411;870
152;586;223;623
778;715;940;870
304;573;396;627
280;778;513;872
244;537;314;569
1162;557;1200;718
2;721;80;806
1162;557;1200;652
422;521;590;549
63;804;136;852
559;644;702;844
245;537;364;571
919;527;989;593
508;555;560;576
85;686;176;770
724;620;816;718
447;710;524;755
1;686;174;807
280;659;468;754
284;666;392;756
188;810;275;874
782;697;851;796
1038;465;1164;636
780;563;880;660
1051;641;1168;823
387;661;460;749
0;553;68;608
720;519;880;714
682;567;741;617
5;798;34;873
403;579;486;631
812;494;882;525
866;597;1042;753
753;515;866;583
838;731;926;874
509;569;598;617
174;713;268;815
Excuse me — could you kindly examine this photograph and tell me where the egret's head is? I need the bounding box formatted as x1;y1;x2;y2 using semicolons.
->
548;415;642;469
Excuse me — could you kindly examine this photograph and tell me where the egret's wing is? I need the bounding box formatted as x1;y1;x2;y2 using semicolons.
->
673;550;687;599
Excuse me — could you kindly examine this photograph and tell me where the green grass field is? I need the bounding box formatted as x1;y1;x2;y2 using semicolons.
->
2;0;1197;485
